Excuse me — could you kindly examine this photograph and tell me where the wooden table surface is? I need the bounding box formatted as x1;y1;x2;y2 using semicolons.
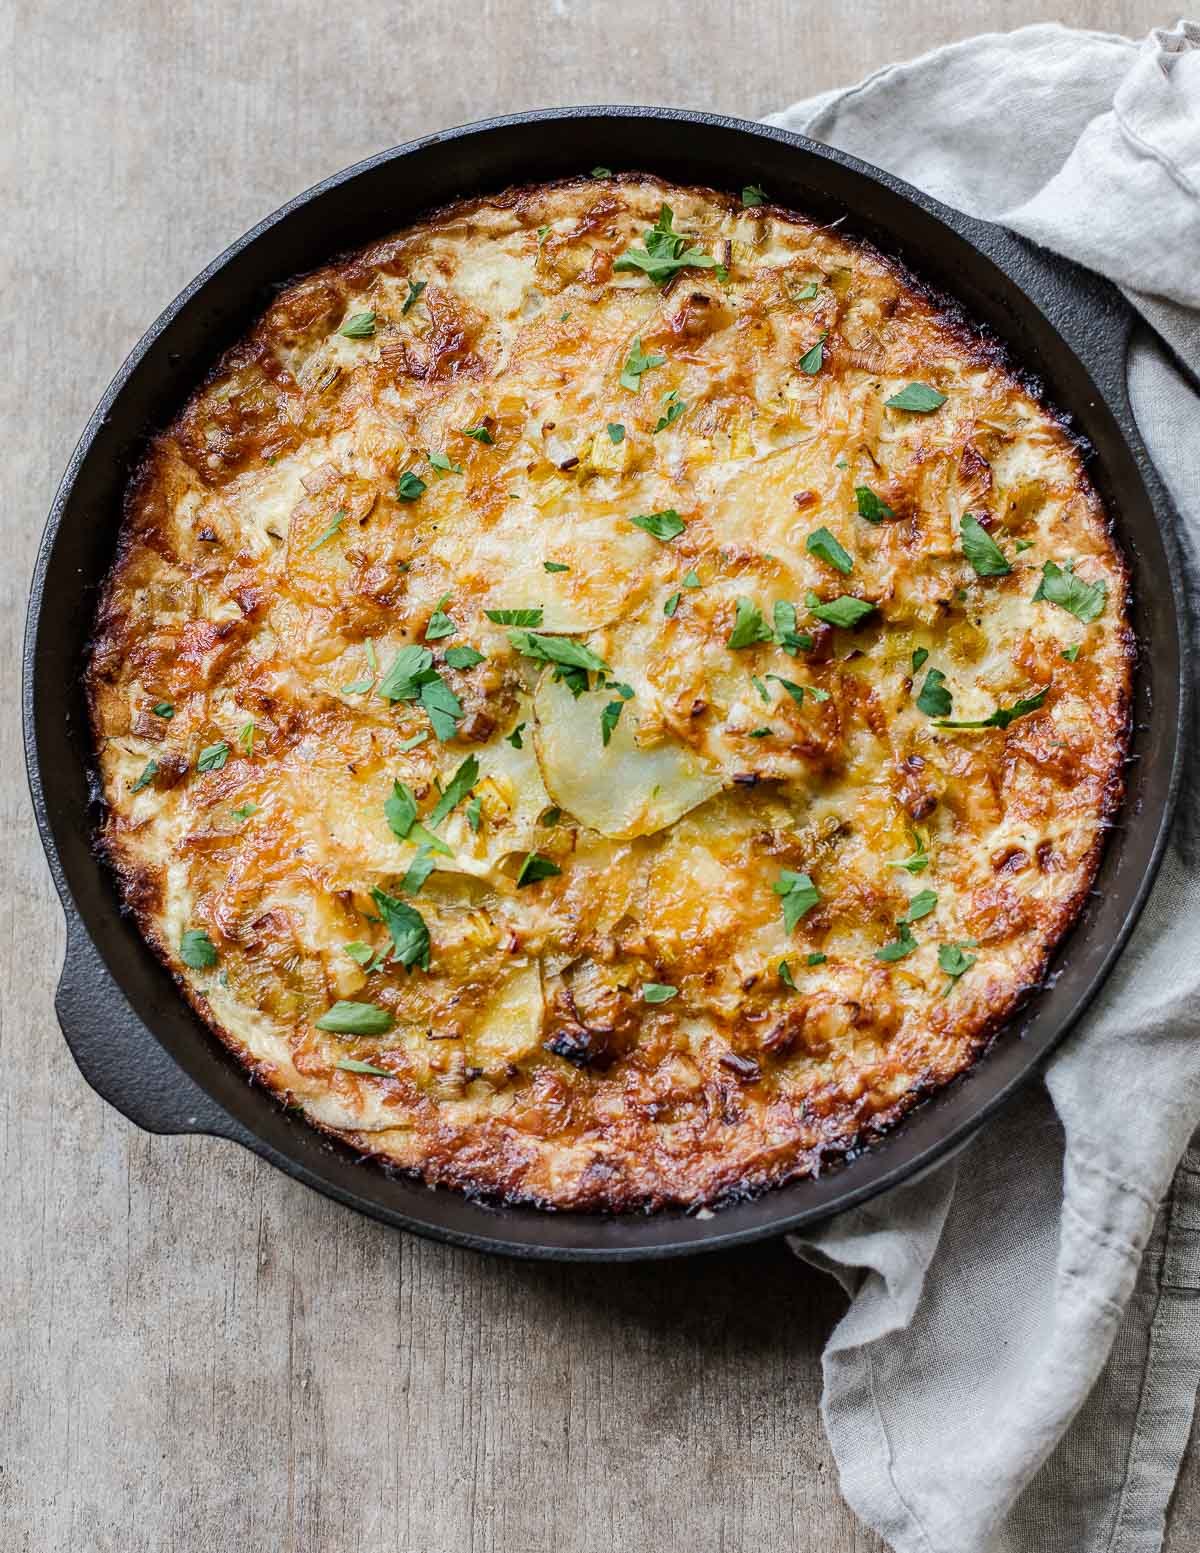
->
6;3;1193;1548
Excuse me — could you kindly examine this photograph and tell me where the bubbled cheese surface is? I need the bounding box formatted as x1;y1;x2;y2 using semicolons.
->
88;177;1130;1209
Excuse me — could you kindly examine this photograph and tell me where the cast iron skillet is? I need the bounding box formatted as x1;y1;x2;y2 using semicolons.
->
25;108;1186;1259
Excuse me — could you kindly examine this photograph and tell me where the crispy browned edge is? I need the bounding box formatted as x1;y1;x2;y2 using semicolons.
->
85;173;1135;1214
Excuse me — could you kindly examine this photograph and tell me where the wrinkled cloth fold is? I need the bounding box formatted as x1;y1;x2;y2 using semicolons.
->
767;21;1200;1553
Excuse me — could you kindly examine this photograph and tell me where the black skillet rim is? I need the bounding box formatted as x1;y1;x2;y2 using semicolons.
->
24;106;1188;1259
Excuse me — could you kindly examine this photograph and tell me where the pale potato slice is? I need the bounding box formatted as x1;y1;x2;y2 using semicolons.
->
532;666;722;839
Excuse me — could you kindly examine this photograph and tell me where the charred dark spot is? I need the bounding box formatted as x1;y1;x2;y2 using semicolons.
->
719;1051;761;1080
793;490;818;509
544;1026;612;1070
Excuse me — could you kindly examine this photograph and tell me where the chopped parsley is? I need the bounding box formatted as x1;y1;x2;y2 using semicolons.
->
600;683;634;746
307;509;344;552
630;508;686;541
774;600;813;655
916;667;953;718
888;830;930;875
766;673;827;706
911;647;929;673
591;166;612;178
806;526;854;575
339;311;376;339
805;592;875;629
885;382;947;412
396;471;427;501
607;423;626;443
792;281;820;302
335;1058;392;1077
428;755;479;828
748;726;772;738
619;336;666;392
131;760;158;792
642;983;679;1003
779;959;797;989
806;952;827;966
1061;644;1081;662
506;722;526;749
231;802;257;822
466;794;482;834
960;513;1011;577
516;852;562;888
180;928;218;969
316;1000;394;1036
664;592;682;617
151;701;174;719
939;940;979;994
741;184;767;207
774;870;821;932
935;686;1049;730
401;847;437;896
397;731;430;752
728;595;774;649
543;560;570;573
654;390;687;433
855;486;895;523
428;450;463;475
485;607;543;626
370;886;431;970
682;569;701;589
799;331;828;375
444;644;485;669
424;598;456;640
238;720;256;755
902;888;938;924
197;740;230;773
376;646;463;741
401;279;426;314
342;942;376;968
462;424;493;444
613;204;722;288
1015;538;1035;553
1032;560;1108;623
384;780;452;855
507;630;608;678
876;923;918;961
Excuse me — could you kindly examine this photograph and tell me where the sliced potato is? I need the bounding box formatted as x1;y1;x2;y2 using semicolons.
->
532;667;722;839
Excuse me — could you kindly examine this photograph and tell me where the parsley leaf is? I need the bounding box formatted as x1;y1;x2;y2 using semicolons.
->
805;592;875;629
151;701;174;719
506;722;526;749
806;526;854;575
807;952;827;966
485;607;543;626
401;847;437;896
466;794;482;833
378;645;435;702
428;450;462;474
237;720;256;755
197;740;230;773
642;983;679;1003
774;871;821;932
397;731;429;752
728;595;774;649
462;424;493;444
613;204;721;288
664;592;681;617
543;560;570;573
779;959;797;989
425;601;456;640
428;756;479;828
902;888;938;924
938;940;978;993
600;698;627;745
1015;538;1035;553
335;1058;393;1077
916;667;953;718
911;648;929;673
1032;560;1108;623
507;630;608;674
855;486;895;523
1061;644;1081;663
682;569;701;589
339;311;376;339
370;886;431;971
316;1000;394;1036
766;673;808;705
419;675;464;741
444;645;485;669
619;336;666;392
180;928;218;969
885;382;947;412
792;280;820;302
960;513;1011;577
607;423;625;443
742;184;767;207
876;923;918;961
654;390;686;433
934;687;1049;730
401;279;426;314
799;331;828;375
773;600;813;655
231;802;257;821
516;852;562;888
396;471;426;501
131;760;158;793
888;829;930;875
342;942;376;967
630;508;686;541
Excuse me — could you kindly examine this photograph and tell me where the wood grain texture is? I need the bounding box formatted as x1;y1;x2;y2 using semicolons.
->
3;2;1191;1549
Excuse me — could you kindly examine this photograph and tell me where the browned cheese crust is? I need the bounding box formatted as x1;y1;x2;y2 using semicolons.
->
88;176;1132;1210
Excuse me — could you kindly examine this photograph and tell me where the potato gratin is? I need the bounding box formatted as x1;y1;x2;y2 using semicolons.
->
89;176;1130;1210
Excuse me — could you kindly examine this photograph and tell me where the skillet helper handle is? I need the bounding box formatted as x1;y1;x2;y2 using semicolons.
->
56;916;248;1140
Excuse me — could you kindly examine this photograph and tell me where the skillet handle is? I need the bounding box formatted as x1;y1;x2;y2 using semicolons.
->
56;916;253;1140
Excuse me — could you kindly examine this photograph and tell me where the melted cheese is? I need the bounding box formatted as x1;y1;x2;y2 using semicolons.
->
88;177;1130;1210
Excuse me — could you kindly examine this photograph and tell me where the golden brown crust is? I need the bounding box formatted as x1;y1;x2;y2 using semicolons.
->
88;175;1131;1210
